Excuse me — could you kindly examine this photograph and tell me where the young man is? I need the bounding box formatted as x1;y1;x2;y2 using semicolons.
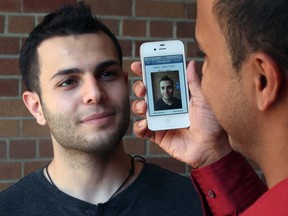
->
132;0;288;215
154;75;182;111
0;3;203;216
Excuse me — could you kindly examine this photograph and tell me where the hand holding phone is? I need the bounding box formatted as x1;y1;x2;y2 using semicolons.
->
140;40;190;131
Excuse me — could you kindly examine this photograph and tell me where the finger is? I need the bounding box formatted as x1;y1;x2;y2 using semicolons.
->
187;60;202;96
132;100;147;118
131;61;142;76
133;119;152;139
133;80;146;98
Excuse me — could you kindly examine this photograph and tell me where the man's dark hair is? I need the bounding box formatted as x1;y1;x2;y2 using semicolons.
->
160;75;174;86
213;0;288;71
20;2;122;94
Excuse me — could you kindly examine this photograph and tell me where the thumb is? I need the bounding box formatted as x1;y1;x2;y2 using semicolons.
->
187;60;202;96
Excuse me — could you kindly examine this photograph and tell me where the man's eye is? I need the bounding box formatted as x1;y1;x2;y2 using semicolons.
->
59;79;78;87
99;71;118;80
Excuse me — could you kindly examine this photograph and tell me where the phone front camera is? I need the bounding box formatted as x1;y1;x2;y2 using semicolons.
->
154;48;156;51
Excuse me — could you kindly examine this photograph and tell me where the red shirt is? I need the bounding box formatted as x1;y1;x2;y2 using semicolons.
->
243;178;288;216
191;151;268;215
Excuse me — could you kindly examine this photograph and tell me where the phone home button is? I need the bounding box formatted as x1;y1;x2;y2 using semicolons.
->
166;118;174;126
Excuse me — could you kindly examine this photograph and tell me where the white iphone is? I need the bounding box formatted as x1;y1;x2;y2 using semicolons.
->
140;40;190;131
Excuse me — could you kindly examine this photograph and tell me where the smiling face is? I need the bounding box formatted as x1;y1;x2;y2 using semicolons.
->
30;33;130;153
160;80;174;101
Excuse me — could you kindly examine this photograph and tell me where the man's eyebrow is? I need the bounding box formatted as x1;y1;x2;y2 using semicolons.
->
50;60;121;81
50;68;81;81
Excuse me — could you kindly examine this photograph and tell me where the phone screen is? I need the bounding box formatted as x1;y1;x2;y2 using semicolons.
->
143;54;189;117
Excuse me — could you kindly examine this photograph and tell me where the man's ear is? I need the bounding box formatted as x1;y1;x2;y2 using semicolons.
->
22;91;47;126
253;52;282;111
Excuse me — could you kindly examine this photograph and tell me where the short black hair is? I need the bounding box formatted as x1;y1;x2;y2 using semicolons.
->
214;0;288;71
19;2;122;94
160;75;174;86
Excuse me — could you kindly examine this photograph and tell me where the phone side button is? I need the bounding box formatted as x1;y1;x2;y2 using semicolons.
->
165;118;174;126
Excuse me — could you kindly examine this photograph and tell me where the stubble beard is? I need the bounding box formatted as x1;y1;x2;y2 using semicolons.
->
41;101;130;155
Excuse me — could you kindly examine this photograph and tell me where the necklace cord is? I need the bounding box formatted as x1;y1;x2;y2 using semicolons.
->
44;163;57;188
107;154;134;201
43;154;141;201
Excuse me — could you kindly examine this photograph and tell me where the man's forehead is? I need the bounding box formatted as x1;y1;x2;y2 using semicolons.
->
160;80;173;85
36;33;120;82
38;33;98;50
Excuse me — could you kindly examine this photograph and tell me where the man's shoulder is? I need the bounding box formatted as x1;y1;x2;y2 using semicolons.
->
154;98;164;106
0;171;39;197
125;162;203;215
0;170;44;215
142;163;193;189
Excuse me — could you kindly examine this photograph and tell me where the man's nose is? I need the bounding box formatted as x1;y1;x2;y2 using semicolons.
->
82;77;105;104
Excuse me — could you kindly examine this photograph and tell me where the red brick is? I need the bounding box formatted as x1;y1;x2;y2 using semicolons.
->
119;39;132;57
123;59;136;77
24;160;50;176
0;141;7;159
22;120;50;137
10;140;36;159
101;19;120;36
0;99;30;117
0;16;5;33
176;21;195;39
0;58;19;75
135;40;149;58
0;120;19;137
0;162;21;179
0;37;20;55
23;0;77;13
146;157;186;174
187;2;197;19
187;41;203;59
123;138;146;155
150;21;173;38
8;16;35;34
136;1;185;18
39;139;53;158
0;0;21;12
0;79;19;97
86;0;132;16
21;79;30;93
123;20;146;37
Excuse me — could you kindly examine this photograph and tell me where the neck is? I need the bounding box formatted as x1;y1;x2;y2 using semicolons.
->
45;143;143;204
258;143;288;189
162;97;173;105
249;120;288;189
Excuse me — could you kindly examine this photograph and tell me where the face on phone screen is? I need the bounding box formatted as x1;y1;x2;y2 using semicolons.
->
143;54;189;117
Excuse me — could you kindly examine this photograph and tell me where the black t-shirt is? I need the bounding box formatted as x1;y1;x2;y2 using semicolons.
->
0;163;203;216
154;97;182;111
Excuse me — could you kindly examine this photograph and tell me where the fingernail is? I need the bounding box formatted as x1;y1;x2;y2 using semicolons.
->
135;101;142;111
138;120;146;128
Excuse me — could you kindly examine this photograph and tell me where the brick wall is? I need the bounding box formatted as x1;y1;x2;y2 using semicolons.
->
0;0;200;191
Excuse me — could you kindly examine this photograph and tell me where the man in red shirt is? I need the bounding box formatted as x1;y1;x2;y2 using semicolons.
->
132;0;288;215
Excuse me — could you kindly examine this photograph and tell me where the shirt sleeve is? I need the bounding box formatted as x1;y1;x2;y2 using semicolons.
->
191;151;268;216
